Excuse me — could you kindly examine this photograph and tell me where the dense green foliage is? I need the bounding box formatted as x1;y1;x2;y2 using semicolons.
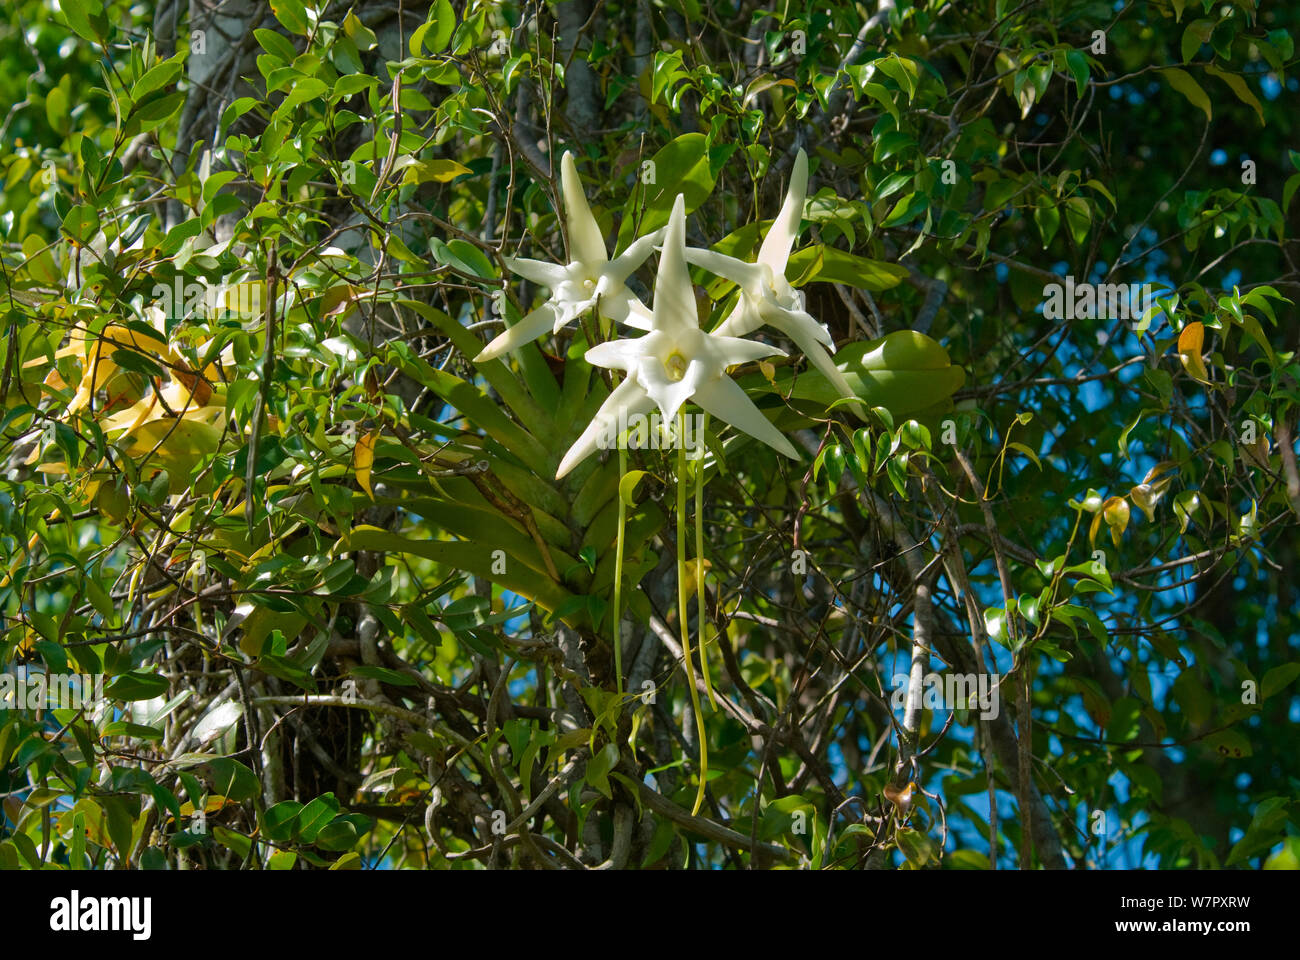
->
0;0;1298;870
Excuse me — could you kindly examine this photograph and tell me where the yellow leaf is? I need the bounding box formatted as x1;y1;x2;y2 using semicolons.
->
43;367;70;393
680;557;711;602
97;325;176;363
403;159;472;185
354;429;377;499
100;394;160;435
1102;496;1130;548
1178;321;1209;382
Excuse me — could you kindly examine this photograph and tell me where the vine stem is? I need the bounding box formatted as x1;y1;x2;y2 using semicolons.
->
694;414;717;709
613;440;627;697
678;412;708;816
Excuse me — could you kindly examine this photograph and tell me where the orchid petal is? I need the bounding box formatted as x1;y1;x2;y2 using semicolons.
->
710;300;752;338
651;194;699;337
584;333;661;373
594;286;649;327
504;256;569;289
795;336;868;419
556;376;655;479
636;351;697;424
702;332;787;368
619;297;655;330
760;301;835;350
475;303;557;362
560;152;608;265
677;354;714;403
758;148;807;272
550;296;593;333
607;226;667;284
692;375;799;460
683;247;768;294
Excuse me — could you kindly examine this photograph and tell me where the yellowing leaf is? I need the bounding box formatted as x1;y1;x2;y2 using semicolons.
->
1102;496;1130;547
354;429;377;499
403;158;473;185
97;325;178;365
127;417;224;458
1178;321;1210;382
680;557;711;603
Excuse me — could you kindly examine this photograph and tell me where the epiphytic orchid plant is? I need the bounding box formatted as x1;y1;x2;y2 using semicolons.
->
477;151;839;814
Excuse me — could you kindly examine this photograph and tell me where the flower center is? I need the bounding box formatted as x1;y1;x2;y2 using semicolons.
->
664;351;688;382
583;277;596;291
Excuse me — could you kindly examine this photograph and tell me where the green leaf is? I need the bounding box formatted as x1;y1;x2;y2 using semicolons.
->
263;801;304;842
1261;663;1300;700
1181;20;1214;63
1064;50;1089;97
349;664;418;687
315;819;360;851
267;850;298;870
618;133;717;247
619;470;650;506
106;672;169;701
1226;797;1288;865
785;246;908;291
984;607;1008;645
63;205;101;243
414;0;456;55
949;849;992;870
1033;197;1060;246
61;0;107;43
881;191;927;228
130;90;186;128
1204;729;1251;759
1205;65;1264;125
344;526;575;620
431;237;496;278
131;59;183;102
295;793;341;842
873;171;913;202
212;826;252;859
270;0;309;35
1161;67;1211;120
206;758;260;802
776;330;965;419
896;827;936;867
281;78;330;112
45;86;69;132
586;743;619;800
254;28;298;63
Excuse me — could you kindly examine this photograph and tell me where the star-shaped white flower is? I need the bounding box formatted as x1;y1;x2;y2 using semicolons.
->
557;194;799;479
682;149;864;415
475;151;662;362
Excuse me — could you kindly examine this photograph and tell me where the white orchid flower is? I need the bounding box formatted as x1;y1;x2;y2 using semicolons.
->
475;152;662;362
682;149;864;415
557;194;799;479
